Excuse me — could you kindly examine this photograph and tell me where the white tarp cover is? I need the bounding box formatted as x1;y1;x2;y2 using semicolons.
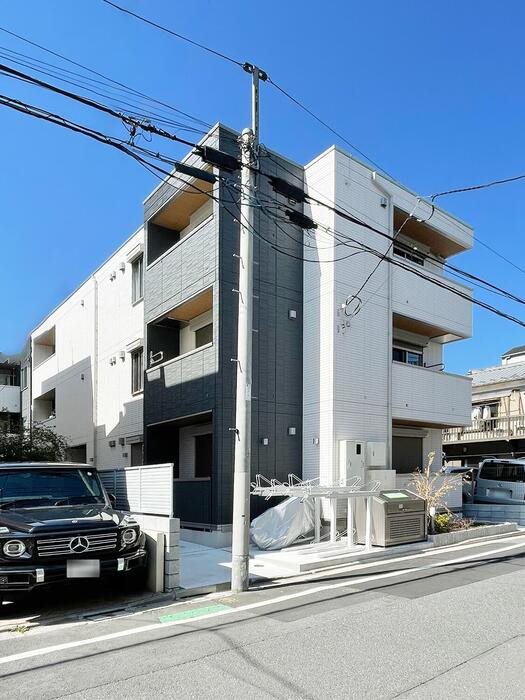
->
250;496;315;550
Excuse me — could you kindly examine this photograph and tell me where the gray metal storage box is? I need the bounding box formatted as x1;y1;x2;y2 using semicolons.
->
355;489;427;546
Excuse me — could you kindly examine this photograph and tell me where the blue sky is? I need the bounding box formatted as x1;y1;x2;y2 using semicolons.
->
1;0;525;374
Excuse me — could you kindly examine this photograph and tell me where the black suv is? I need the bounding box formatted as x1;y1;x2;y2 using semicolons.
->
0;462;147;604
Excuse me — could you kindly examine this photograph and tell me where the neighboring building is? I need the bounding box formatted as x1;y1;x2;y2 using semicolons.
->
21;227;145;467
141;124;473;535
0;353;21;435
444;346;525;466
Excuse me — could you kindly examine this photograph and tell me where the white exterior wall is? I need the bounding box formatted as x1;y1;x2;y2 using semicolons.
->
303;147;473;488
30;228;144;467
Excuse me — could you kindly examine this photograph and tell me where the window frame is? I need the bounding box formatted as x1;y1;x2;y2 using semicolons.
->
194;322;213;349
131;254;144;304
393;244;425;267
392;343;424;367
131;347;144;395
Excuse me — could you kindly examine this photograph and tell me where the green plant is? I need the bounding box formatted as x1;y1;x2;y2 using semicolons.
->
433;513;453;533
0;422;69;462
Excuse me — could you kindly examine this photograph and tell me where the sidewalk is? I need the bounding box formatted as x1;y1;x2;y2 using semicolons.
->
178;524;522;591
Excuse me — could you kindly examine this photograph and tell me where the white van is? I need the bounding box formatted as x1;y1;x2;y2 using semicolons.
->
475;459;525;505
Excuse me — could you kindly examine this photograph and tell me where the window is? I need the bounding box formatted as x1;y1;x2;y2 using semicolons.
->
194;433;212;478
130;442;143;466
479;462;525;483
131;254;144;303
21;366;28;390
131;348;144;394
195;323;213;348
393;244;424;266
0;468;105;507
393;345;423;366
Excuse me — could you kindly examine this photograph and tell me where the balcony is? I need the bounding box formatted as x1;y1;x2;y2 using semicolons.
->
392;263;472;342
0;385;20;414
147;288;213;369
392;206;472;257
443;415;525;444
392;362;472;427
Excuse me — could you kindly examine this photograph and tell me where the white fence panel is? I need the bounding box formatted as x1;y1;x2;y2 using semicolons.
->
99;463;174;516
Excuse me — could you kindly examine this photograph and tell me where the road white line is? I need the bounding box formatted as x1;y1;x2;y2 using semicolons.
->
0;539;523;667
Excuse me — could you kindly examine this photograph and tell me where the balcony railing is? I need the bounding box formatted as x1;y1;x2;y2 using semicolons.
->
443;415;525;443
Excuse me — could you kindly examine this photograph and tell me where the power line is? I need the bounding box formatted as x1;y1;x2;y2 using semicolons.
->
0;61;200;149
100;1;392;177
0;48;209;136
101;0;244;67
266;77;393;179
257;150;525;307
430;172;525;202
0;23;212;129
4;86;525;332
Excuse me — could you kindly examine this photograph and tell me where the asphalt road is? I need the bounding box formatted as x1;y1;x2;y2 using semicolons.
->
0;532;524;699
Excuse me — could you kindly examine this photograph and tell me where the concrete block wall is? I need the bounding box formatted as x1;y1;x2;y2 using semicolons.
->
464;503;525;526
132;513;180;592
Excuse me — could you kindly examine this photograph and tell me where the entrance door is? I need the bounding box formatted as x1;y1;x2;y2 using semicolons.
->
392;437;423;474
67;444;87;463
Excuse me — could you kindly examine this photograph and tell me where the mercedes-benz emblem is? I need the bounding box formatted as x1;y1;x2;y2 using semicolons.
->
69;536;89;553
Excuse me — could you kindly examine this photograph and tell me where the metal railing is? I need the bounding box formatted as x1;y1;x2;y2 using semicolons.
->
443;415;525;443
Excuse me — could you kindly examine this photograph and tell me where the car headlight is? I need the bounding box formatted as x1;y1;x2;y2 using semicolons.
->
3;540;26;558
121;528;138;546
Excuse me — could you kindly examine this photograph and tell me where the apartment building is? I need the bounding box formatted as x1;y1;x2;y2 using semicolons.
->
444;345;525;465
21;227;145;467
303;147;473;486
0;353;21;435
143;125;304;530
141;124;473;535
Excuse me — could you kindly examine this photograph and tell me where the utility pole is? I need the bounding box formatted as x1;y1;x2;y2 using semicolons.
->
231;63;266;593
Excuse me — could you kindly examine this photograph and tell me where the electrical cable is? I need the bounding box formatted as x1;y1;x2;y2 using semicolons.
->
0;23;212;129
0;61;200;149
4;89;525;331
101;0;244;68
0;49;210;135
430;173;525;202
258;150;525;307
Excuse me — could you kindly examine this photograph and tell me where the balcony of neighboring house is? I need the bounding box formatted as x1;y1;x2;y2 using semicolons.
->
391;216;472;342
33;387;56;424
391;328;472;428
443;409;525;444
147;287;214;370
0;364;21;415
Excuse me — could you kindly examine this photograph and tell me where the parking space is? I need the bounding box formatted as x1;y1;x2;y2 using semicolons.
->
0;577;170;634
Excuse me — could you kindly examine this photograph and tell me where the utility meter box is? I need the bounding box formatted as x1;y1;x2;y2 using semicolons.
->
338;440;365;484
366;442;387;468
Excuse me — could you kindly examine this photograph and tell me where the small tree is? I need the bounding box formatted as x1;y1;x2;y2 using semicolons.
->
0;423;69;462
408;451;457;513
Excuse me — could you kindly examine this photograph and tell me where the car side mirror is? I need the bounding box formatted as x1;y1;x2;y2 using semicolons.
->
108;493;116;507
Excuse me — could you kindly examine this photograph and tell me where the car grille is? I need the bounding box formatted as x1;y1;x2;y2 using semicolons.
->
36;532;118;557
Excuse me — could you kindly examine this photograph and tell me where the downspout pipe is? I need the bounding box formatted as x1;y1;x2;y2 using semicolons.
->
371;171;393;471
92;275;98;466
